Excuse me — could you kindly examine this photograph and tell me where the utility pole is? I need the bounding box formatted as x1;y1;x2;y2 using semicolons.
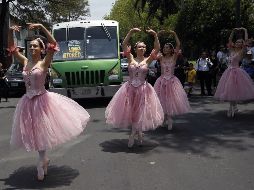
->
0;1;10;68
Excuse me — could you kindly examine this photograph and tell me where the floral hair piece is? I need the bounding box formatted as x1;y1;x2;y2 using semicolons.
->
35;38;45;50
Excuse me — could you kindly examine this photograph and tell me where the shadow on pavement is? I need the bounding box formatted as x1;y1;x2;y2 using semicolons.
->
76;98;111;109
100;139;158;154
100;96;254;158
0;165;79;190
146;98;254;158
0;106;16;109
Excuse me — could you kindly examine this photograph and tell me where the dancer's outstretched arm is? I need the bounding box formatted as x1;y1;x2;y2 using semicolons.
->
146;28;160;64
122;28;141;63
27;23;57;70
8;25;28;65
169;30;181;61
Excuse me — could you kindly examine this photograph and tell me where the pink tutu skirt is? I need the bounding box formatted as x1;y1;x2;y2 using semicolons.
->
154;76;191;116
10;92;90;151
214;67;254;101
105;81;164;131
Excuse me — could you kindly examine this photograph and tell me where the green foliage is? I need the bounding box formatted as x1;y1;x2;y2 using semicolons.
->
108;0;254;59
175;0;254;58
106;0;160;52
134;0;180;24
11;0;89;26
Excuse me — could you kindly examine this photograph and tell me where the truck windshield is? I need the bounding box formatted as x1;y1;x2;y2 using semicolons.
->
53;27;85;61
53;26;118;61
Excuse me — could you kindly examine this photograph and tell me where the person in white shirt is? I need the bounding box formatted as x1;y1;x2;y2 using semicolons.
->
195;51;213;96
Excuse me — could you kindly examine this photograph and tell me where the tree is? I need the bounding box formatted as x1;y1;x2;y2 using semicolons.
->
106;0;161;53
134;0;179;25
175;0;254;58
12;0;89;26
0;0;89;67
0;0;13;68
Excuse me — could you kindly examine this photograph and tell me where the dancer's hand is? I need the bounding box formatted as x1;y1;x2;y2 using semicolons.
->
146;28;157;36
157;30;166;37
240;27;247;31
168;30;176;35
130;28;142;34
10;25;21;32
27;23;43;30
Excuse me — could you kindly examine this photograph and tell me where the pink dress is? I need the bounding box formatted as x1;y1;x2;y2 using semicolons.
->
154;58;191;116
10;66;90;152
105;63;164;131
214;53;254;101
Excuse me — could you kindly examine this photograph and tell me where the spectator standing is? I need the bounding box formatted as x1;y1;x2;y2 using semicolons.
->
195;51;213;96
209;50;219;90
185;63;196;97
175;50;189;87
0;63;9;102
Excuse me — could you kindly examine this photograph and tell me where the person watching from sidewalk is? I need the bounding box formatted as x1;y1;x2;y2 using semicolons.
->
0;62;9;102
195;51;213;96
185;63;196;97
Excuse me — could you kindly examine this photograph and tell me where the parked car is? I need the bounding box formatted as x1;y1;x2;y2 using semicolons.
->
121;58;128;73
5;63;26;95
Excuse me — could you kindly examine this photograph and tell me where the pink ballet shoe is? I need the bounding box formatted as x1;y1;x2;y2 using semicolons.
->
167;119;173;130
163;120;168;127
37;161;45;181
231;106;238;118
227;107;232;118
128;135;135;148
43;159;50;176
137;133;143;147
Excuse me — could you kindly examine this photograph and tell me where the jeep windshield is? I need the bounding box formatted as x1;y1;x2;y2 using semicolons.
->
53;26;118;62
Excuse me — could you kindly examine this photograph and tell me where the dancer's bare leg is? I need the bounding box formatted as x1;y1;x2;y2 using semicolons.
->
37;150;50;180
167;116;173;130
137;130;143;146
227;102;233;117
128;128;137;148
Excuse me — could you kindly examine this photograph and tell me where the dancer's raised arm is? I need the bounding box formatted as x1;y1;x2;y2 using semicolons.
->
228;28;236;49
146;28;160;64
158;29;181;62
122;28;141;62
8;25;28;65
169;30;180;61
27;23;57;69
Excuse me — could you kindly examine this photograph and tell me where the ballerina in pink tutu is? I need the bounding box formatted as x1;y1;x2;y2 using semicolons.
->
154;30;191;130
105;28;164;148
8;23;90;181
214;27;254;117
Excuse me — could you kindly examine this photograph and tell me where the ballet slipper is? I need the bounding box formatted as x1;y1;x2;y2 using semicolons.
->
43;159;50;175
227;106;232;118
128;134;135;148
167;118;173;130
137;132;143;146
37;161;44;181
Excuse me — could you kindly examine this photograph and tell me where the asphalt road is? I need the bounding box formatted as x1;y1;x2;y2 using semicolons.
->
0;93;254;190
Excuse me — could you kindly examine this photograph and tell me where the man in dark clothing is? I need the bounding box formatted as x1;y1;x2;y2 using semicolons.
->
0;63;9;102
175;50;189;87
195;52;213;96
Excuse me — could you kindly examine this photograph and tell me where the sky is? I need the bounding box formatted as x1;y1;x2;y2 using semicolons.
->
88;0;116;20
